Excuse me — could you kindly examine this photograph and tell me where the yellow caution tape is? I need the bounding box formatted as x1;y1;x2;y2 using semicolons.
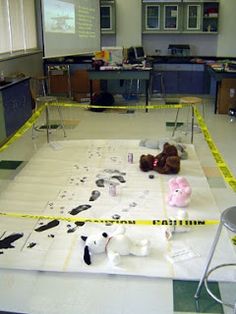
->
194;106;236;192
0;101;235;193
0;106;45;153
47;102;188;110
0;211;219;226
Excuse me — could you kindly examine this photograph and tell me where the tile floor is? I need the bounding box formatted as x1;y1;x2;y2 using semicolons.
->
0;95;235;314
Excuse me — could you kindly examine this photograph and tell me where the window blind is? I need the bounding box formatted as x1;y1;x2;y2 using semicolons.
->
0;0;37;54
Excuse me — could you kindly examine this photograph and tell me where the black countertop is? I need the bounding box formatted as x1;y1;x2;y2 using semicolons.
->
0;76;30;91
43;54;236;66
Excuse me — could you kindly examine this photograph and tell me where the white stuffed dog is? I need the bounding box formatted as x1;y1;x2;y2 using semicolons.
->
81;226;150;266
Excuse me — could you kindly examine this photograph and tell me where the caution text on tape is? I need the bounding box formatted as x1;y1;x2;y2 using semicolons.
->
0;211;219;226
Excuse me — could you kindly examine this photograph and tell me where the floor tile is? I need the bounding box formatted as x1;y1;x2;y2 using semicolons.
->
173;280;224;313
202;167;221;177
219;281;236;314
207;177;226;189
0;160;23;170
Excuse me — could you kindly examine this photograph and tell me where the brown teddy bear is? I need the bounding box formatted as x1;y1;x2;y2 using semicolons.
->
139;143;180;174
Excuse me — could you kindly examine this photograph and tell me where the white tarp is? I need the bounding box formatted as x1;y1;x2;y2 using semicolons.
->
0;140;235;281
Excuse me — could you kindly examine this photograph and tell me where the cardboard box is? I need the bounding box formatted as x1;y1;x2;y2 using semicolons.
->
217;78;236;114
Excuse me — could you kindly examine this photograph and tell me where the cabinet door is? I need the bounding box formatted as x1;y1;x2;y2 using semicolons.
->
186;4;201;30
0;94;6;143
163;71;179;93
163;5;179;30
145;4;161;30
100;2;116;34
2;80;32;137
202;2;219;33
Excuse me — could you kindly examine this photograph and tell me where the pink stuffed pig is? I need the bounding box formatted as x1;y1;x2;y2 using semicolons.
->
167;176;192;207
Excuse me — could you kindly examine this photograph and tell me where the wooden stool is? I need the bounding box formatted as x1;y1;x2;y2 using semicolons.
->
172;96;203;143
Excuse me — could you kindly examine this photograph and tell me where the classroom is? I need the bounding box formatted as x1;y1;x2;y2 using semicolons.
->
0;1;235;314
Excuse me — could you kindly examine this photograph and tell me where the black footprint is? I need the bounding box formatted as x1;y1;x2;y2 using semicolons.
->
0;233;24;249
69;204;91;216
111;175;126;183
89;190;101;201
35;220;60;232
67;221;85;233
96;179;105;187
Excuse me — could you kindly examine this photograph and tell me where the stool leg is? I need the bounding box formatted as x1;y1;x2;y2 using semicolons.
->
42;80;47;97
172;108;180;137
194;222;223;299
202;103;205;119
57;106;66;137
160;74;165;98
191;106;194;144
45;105;50;143
137;79;140;94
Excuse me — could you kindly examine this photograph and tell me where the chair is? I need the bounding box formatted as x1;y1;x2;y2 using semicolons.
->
31;76;66;142
194;206;236;312
172;96;203;143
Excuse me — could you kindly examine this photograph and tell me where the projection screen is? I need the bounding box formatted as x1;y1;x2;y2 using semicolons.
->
41;0;101;58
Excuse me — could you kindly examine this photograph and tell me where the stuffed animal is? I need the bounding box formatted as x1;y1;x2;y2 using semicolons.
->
165;209;190;241
167;176;192;207
139;137;188;160
81;226;150;266
139;143;180;174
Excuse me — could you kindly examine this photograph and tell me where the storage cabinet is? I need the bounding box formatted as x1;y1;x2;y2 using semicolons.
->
143;0;219;34
202;1;219;32
145;4;161;30
184;3;202;31
152;63;206;94
142;1;182;33
0;77;32;139
163;4;180;30
100;0;116;34
46;63;100;101
47;64;71;97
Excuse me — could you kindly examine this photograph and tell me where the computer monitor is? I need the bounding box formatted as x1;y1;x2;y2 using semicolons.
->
134;46;145;61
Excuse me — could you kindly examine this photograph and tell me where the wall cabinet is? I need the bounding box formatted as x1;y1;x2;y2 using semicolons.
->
100;0;116;34
142;0;219;34
163;4;180;30
142;1;182;33
202;1;219;32
184;4;202;31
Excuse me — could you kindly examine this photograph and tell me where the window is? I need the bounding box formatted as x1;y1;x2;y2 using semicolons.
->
145;5;160;30
0;0;37;55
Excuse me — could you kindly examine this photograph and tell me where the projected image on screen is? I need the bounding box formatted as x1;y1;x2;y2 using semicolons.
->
42;0;101;58
45;0;75;34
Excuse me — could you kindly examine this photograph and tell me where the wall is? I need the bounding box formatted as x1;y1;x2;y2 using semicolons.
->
115;0;142;47
102;0;236;58
0;52;44;79
217;0;236;57
142;33;218;56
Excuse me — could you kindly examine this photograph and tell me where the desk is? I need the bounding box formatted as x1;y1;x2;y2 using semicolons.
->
88;69;151;112
208;66;236;113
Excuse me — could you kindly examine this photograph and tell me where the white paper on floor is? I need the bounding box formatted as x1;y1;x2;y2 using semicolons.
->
0;140;235;281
